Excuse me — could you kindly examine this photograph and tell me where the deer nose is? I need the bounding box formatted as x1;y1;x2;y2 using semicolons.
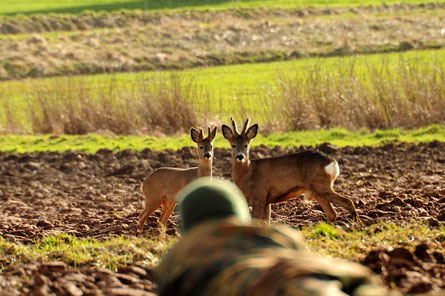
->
236;154;245;161
204;153;212;159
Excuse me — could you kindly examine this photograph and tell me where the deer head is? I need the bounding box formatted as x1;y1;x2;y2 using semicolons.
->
191;126;217;163
222;118;258;163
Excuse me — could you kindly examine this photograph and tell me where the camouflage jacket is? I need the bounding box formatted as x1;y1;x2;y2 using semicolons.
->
156;219;398;296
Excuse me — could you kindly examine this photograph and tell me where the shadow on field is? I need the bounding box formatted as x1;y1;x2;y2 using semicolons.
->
4;0;247;15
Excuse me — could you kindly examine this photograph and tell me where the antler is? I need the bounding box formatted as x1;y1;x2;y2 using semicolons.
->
199;128;204;140
230;117;239;136
207;126;212;140
240;118;250;136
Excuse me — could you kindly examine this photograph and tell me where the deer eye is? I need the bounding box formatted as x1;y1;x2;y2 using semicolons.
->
231;145;236;148
200;146;204;149
244;145;248;148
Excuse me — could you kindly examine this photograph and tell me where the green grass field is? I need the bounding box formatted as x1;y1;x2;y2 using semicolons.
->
0;125;443;153
3;48;442;98
1;221;443;272
1;48;443;117
1;0;442;15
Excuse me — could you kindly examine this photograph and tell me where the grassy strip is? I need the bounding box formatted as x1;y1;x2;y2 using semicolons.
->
1;222;443;272
2;0;443;15
303;222;445;262
0;125;443;153
0;233;174;271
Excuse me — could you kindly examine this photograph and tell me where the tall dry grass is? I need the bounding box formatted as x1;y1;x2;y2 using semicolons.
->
0;57;444;135
1;74;218;136
261;58;445;131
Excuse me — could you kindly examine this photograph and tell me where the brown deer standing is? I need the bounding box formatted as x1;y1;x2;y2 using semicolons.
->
137;126;217;232
221;118;360;224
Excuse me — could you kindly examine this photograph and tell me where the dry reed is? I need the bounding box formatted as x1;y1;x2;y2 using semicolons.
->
0;57;443;135
261;58;445;131
15;74;213;135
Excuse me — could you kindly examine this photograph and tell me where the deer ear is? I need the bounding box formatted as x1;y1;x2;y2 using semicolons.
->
211;126;217;141
246;124;258;140
190;128;200;143
222;125;233;140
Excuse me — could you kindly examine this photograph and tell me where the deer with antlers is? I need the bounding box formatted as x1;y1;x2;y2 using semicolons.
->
137;126;217;232
222;118;360;224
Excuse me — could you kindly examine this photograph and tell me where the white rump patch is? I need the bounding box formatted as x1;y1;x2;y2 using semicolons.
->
303;190;314;203
324;160;339;179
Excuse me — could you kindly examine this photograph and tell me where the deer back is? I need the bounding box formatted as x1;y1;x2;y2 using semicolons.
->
142;167;200;199
241;151;336;204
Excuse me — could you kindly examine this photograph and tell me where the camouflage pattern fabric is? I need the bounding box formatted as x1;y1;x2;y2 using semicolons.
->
156;218;398;296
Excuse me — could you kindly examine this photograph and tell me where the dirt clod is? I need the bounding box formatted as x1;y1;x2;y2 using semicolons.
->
0;261;156;295
362;243;445;293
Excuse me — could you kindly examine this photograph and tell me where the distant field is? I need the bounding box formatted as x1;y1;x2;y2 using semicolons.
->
1;0;443;15
1;49;444;135
0;125;443;153
2;48;444;108
2;3;443;81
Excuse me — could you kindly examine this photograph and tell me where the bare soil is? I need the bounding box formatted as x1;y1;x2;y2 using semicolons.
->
0;142;444;294
1;3;445;80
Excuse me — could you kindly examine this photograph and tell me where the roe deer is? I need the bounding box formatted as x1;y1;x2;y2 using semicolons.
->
221;118;360;224
137;126;217;232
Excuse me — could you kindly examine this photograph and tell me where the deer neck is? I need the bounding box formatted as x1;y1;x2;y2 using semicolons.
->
232;159;251;187
198;159;212;177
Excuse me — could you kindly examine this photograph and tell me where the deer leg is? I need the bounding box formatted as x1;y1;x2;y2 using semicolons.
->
250;188;269;220
312;194;337;222
252;200;267;221
316;190;360;223
138;202;161;233
261;204;271;224
251;203;262;219
252;203;271;225
158;200;177;228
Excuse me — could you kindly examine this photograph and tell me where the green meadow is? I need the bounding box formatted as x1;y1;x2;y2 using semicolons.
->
3;48;443;101
2;0;442;15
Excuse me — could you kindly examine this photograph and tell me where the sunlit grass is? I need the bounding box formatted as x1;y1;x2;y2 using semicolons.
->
302;222;445;261
1;221;442;272
3;49;443;107
0;125;443;153
0;233;175;272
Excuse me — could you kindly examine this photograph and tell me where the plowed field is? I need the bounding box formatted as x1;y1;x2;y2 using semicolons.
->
1;142;444;294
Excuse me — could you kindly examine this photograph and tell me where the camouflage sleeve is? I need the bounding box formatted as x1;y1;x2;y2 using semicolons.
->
156;219;306;295
203;249;401;296
156;219;395;296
